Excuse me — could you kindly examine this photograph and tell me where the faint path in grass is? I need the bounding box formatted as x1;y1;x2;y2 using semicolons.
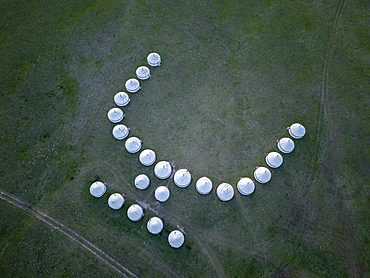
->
0;189;138;278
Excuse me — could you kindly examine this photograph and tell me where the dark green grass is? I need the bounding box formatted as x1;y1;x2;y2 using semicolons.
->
1;0;369;277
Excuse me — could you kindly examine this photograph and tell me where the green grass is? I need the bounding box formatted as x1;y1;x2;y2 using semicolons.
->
1;0;369;277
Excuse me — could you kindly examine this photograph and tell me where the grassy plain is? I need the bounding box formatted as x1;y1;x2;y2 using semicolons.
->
0;0;369;277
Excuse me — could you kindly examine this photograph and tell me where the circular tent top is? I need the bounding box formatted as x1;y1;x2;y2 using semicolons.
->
147;52;161;67
168;230;184;248
107;108;124;123
125;78;141;93
288;123;306;139
266;152;283;168
254;167;272;184
237;178;255;196
154;161;172;180
112;124;129;140
134;174;150;190
114;92;130;106
277;137;295;154
125;137;142;153
173;169;191;188
195;177;213;195
127;204;144;221
147;216;163;234
216;183;234;201
136;66;151;80
154;186;170;202
108;193;124;210
139;149;156;166
90;181;106;198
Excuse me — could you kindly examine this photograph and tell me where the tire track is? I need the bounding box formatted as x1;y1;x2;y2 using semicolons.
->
0;189;138;278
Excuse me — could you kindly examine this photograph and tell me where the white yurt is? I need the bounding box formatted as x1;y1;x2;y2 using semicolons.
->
147;52;161;67
168;230;184;248
108;193;124;210
125;137;142;153
173;169;191;188
288;123;306;139
147;216;163;234
89;181;106;198
125;78;141;93
237;178;255;196
134;174;150;190
136;66;151;80
154;186;170;202
107;108;124;123
254;167;272;184
112;124;129;140
127;204;144;221
277;137;295;154
195;177;213;195
114;92;130;106
139;149;156;166
154;161;172;179
216;183;234;201
266;152;283;168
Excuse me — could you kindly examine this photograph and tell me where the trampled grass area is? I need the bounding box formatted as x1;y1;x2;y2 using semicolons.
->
0;0;369;277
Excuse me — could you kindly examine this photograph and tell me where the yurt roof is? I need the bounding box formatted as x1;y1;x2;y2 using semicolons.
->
108;193;124;210
139;149;156;166
147;217;163;234
154;161;172;179
154;186;170;202
173;169;191;188
147;52;161;67
278;137;295;154
127;204;144;221
195;177;213;195
134;174;150;190
136;66;151;80
266;152;283;168
125;137;142;153
114;92;130;106
216;183;234;201
125;78;140;93
289;123;306;139
89;181;106;198
168;230;184;248
107;108;124;123
254;167;272;184
237;178;255;195
112;124;129;140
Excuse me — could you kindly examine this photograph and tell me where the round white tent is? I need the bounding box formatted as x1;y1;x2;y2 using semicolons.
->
136;66;151;80
125;78;141;93
254;167;272;184
112;124;129;140
114;92;130;106
108;193;124;210
154;161;172;179
216;183;234;201
134;174;150;190
139;149;156;166
277;137;295;154
168;230;184;248
173;169;191;188
89;181;106;198
154;186;170;202
147;216;163;234
127;204;144;221
266;152;283;168
107;108;124;123
288;123;306;139
195;177;213;195
237;178;255;196
147;52;161;67
125;137;142;153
